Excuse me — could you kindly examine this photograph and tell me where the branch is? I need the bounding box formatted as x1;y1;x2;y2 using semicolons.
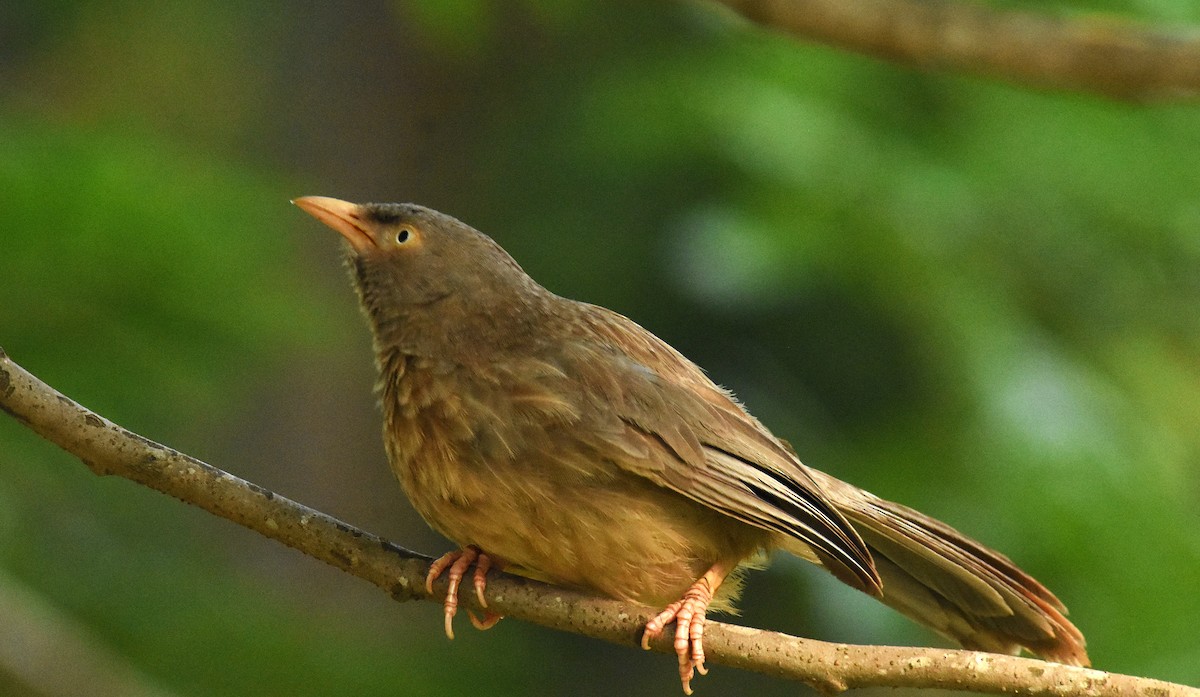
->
0;348;1194;696
710;0;1200;101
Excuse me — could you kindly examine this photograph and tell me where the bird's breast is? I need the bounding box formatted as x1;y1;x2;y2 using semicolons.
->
375;350;586;526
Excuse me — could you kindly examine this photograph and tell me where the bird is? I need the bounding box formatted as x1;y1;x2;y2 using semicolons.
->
294;196;1088;693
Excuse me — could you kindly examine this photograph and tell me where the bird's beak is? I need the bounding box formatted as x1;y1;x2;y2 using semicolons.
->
293;196;376;253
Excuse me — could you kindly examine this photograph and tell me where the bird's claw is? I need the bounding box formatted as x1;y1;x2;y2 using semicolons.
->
641;569;722;695
426;546;501;639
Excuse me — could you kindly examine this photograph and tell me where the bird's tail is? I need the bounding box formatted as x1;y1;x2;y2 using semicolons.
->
803;471;1088;666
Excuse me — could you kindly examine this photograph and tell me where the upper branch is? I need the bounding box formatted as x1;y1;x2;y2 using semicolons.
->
0;348;1194;696
711;0;1200;100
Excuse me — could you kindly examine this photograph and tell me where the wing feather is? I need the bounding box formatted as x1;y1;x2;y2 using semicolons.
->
557;305;881;593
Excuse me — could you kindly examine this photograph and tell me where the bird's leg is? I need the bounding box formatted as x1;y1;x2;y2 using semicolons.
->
425;545;503;639
641;562;731;695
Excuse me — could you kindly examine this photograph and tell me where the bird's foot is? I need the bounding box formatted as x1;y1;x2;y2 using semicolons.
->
641;564;729;695
426;545;502;639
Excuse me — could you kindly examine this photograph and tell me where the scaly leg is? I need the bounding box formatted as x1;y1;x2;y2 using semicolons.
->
426;546;503;639
641;562;731;695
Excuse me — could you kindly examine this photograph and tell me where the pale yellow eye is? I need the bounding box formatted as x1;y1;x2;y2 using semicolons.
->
396;228;414;244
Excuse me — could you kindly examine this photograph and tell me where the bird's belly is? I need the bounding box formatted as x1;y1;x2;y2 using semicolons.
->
393;445;765;609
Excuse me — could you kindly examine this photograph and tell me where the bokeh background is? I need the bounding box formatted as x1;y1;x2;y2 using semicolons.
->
2;1;1199;695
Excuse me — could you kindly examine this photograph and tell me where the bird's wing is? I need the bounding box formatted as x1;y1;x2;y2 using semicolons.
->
552;304;880;593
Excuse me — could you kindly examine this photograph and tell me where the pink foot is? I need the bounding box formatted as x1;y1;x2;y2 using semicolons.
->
426;546;502;639
641;564;729;695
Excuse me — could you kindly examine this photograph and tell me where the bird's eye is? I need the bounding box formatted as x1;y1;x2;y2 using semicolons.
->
396;228;413;244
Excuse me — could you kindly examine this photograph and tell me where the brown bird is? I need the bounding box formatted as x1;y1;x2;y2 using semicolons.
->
294;196;1087;693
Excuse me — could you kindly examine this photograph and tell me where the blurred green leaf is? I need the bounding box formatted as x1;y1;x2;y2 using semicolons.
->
0;120;338;426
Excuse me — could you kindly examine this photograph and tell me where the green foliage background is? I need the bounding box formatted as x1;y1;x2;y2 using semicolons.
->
1;1;1197;694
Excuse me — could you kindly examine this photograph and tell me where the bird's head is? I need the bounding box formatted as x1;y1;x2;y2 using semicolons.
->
294;196;548;354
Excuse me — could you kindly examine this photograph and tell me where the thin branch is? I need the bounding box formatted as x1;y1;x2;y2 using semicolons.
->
0;348;1194;696
710;0;1200;101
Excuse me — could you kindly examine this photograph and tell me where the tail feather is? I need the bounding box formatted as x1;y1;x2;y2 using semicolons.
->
806;471;1088;666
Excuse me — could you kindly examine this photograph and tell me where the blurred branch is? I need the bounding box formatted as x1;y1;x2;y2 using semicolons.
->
0;568;181;697
710;0;1200;100
1;348;1195;697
